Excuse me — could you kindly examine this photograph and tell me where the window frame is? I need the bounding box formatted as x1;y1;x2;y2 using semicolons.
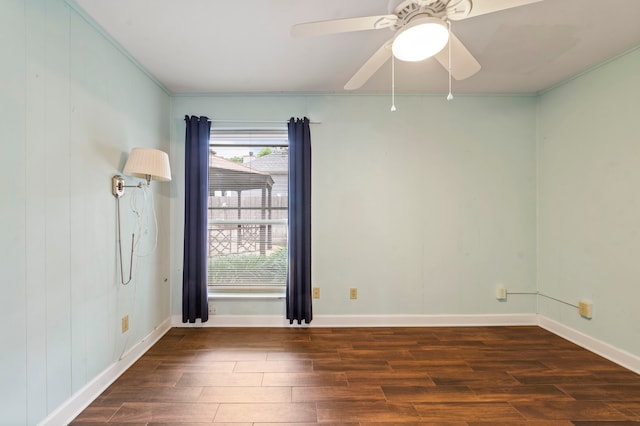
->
207;128;289;299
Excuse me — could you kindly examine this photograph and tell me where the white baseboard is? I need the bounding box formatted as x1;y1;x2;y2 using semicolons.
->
171;313;538;328
537;315;640;374
312;313;539;327
38;317;172;426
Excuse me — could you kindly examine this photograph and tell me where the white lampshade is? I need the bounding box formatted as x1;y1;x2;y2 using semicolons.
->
123;148;171;182
392;17;449;62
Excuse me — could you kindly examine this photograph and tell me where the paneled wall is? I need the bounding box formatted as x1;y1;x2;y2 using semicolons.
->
538;47;640;357
0;1;171;424
170;94;538;318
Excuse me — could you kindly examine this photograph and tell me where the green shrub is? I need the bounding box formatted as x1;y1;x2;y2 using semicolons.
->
209;247;287;285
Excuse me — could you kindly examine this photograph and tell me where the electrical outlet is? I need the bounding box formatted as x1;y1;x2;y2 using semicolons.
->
208;304;216;315
495;285;507;300
578;300;593;319
121;315;129;333
313;287;320;299
349;288;358;300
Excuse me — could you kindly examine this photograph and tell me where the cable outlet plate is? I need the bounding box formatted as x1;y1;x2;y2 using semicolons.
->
495;285;507;300
578;300;593;319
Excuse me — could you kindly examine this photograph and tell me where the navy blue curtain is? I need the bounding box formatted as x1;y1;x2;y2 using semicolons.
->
287;117;312;324
182;115;210;323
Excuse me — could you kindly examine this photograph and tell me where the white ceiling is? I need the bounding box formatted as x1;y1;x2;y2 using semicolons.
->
73;0;640;94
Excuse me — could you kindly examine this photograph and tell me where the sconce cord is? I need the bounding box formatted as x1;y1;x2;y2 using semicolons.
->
130;184;158;257
116;196;135;285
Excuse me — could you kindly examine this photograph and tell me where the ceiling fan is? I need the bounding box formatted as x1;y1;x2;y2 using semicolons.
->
291;0;543;90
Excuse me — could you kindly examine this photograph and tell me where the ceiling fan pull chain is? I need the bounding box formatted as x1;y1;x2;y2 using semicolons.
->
447;20;454;101
391;54;397;111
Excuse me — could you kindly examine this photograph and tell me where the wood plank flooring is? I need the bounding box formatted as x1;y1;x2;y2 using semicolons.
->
71;326;640;425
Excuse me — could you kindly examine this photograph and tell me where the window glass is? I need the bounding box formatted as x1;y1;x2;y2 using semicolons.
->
208;130;288;291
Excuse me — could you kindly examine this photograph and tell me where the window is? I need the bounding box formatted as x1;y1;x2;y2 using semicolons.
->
207;129;288;297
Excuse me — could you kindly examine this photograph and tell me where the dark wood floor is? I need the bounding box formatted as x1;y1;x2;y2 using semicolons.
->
71;326;640;425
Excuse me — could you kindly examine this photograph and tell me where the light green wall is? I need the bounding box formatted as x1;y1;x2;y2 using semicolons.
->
537;47;640;356
0;1;171;424
170;94;538;317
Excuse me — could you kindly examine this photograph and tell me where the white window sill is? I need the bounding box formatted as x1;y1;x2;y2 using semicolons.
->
208;287;285;300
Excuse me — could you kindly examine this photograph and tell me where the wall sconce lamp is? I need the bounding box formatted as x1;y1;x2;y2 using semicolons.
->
112;147;172;198
112;147;171;285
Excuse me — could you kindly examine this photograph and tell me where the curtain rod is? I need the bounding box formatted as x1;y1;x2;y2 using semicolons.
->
210;119;321;124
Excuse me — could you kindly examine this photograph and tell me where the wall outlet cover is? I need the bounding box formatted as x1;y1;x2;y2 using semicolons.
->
121;315;129;333
349;288;357;299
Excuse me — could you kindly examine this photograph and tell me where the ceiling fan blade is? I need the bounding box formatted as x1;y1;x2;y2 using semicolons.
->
450;0;543;20
433;32;481;80
344;39;393;90
291;15;397;37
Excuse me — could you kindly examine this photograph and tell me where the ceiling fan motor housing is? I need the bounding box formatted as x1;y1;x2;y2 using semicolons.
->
392;0;472;29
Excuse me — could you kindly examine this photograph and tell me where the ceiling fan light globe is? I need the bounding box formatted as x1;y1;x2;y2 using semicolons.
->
392;17;449;62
